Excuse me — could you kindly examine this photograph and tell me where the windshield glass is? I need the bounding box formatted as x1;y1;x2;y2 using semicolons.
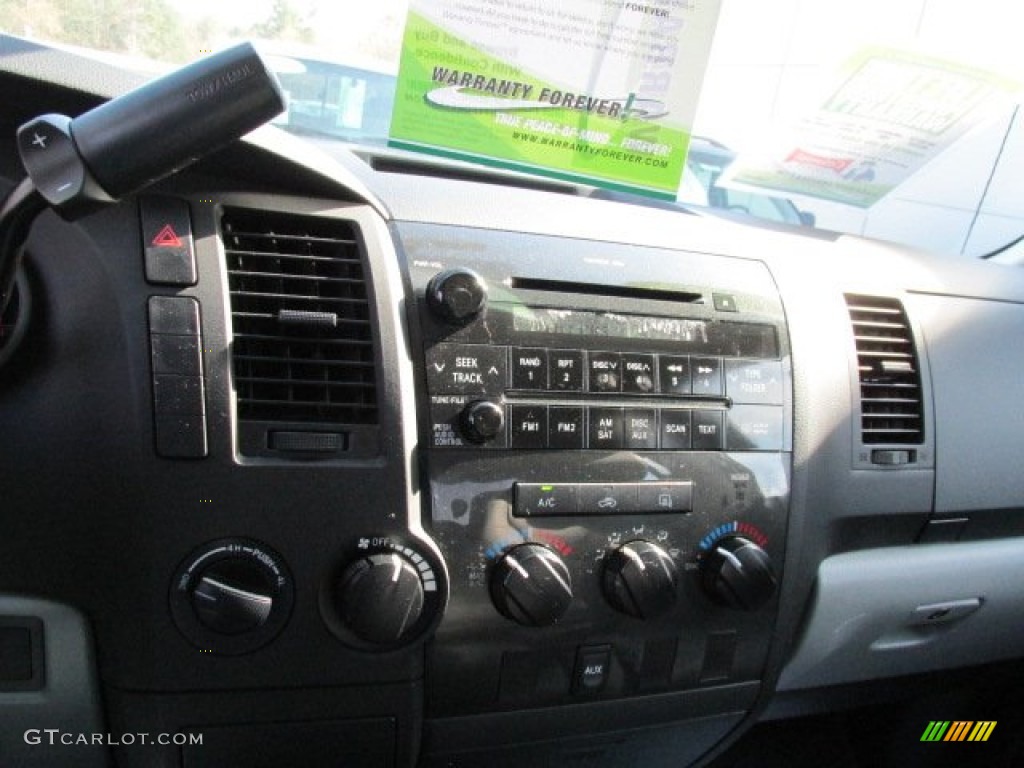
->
3;0;1021;256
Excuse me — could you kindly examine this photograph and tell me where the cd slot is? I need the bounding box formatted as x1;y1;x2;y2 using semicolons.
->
510;277;703;304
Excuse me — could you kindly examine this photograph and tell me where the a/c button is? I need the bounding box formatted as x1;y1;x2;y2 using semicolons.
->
513;483;578;517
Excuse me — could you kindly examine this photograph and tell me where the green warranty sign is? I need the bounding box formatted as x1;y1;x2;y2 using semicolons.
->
389;1;722;199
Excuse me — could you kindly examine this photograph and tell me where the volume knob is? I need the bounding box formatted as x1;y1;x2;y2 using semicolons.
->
426;268;487;324
490;543;572;627
461;400;504;443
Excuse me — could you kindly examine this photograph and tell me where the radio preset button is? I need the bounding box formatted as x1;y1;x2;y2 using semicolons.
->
510;405;548;449
588;352;621;393
550;350;584;391
659;410;692;450
578;483;638;514
549;406;585;449
621;354;656;394
624;409;658;450
691;357;724;396
426;343;508;395
512;347;548;390
693;410;725;450
659;356;691;395
588;407;624;449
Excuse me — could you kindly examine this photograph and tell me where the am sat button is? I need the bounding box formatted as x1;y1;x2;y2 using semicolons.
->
514;483;578;517
588;407;624;449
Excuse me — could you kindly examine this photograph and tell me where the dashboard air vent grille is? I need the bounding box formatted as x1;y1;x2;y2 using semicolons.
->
222;208;377;425
845;294;923;444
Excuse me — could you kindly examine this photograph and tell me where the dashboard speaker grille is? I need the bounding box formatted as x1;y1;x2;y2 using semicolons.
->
845;294;923;444
222;208;378;425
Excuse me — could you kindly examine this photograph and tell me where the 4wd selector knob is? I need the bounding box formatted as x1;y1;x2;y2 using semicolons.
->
490;543;572;627
336;552;426;645
603;540;679;619
461;400;504;443
700;536;777;611
426;268;487;324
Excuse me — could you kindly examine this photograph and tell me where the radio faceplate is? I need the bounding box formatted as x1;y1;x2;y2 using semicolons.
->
397;223;792;716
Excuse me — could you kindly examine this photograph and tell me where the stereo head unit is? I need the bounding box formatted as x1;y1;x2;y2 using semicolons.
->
397;223;792;717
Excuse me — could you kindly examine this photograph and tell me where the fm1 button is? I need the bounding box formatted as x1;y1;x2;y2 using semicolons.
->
510;405;548;449
514;483;578;517
574;645;611;694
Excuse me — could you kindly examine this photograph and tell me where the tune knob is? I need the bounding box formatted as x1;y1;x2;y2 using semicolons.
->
700;536;777;611
460;399;504;443
490;543;573;627
602;540;679;619
335;552;426;645
426;268;487;324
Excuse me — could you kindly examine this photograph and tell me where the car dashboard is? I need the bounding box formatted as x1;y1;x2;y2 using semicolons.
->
3;37;1024;768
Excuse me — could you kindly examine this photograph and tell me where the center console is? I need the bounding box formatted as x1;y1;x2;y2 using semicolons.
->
397;223;793;718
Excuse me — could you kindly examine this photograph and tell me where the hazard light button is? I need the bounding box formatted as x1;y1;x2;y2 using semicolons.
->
140;196;197;286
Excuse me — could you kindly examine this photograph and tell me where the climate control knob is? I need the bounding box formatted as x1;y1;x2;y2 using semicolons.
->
460;400;504;443
700;536;777;611
426;268;487;324
490;543;572;627
335;552;426;645
603;540;679;619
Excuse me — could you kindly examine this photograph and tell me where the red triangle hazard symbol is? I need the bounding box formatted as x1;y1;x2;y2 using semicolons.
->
151;224;183;248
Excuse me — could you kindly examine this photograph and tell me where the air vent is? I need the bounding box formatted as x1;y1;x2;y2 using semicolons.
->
845;294;923;444
222;208;377;426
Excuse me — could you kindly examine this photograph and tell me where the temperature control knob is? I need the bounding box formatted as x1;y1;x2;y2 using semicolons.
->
603;540;679;619
335;552;426;645
700;536;777;611
461;400;504;443
426;268;487;324
490;543;572;627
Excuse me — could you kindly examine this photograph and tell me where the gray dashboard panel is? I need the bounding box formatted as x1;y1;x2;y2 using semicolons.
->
910;292;1024;513
777;538;1024;690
